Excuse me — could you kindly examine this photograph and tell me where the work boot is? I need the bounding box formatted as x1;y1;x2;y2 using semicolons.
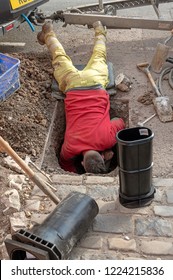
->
37;31;45;45
93;21;106;37
42;21;54;33
37;22;54;45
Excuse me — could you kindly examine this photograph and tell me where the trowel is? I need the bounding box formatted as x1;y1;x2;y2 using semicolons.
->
137;62;173;123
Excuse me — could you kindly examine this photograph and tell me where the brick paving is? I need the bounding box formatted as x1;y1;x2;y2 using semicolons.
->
27;175;173;260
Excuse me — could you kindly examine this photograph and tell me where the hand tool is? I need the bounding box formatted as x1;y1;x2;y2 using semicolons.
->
137;113;156;127
150;31;173;73
0;136;60;204
137;62;173;122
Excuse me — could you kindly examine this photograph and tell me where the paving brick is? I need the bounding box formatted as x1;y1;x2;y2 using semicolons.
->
87;185;118;201
85;176;115;185
52;174;83;185
93;214;133;233
108;238;137;252
55;184;86;200
69;248;119;260
79;236;103;249
154;206;173;217
97;200;118;213
141;240;173;255
166;190;173;203
119;204;150;215
135;217;173;237
154;189;163;202
153;178;173;188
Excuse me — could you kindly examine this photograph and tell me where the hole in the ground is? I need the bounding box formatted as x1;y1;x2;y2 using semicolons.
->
41;92;129;176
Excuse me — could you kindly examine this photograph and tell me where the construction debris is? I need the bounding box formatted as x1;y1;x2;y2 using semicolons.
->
1;189;21;215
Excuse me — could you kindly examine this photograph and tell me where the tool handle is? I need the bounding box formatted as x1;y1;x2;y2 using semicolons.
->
137;62;149;70
0;136;34;178
143;113;156;124
146;70;161;97
0;136;60;204
137;63;161;97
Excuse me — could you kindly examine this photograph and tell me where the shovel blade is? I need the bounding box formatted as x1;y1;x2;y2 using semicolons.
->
150;43;170;73
153;96;173;122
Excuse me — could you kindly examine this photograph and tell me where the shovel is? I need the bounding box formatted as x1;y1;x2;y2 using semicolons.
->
137;62;173;123
0;136;60;204
150;32;173;73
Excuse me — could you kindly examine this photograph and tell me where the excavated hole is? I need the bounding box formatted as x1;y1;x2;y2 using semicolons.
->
41;94;129;176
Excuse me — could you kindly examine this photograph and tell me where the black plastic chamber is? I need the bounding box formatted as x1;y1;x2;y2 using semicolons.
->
5;191;99;260
116;127;155;208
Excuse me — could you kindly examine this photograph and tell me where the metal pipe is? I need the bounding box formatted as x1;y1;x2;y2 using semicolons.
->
63;12;173;31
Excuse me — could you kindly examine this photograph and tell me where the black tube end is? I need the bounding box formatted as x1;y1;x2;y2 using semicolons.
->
119;187;155;208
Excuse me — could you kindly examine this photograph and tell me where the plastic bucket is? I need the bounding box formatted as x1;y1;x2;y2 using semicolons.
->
116;127;155;208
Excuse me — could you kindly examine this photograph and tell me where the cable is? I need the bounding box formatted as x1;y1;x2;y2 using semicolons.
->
157;66;173;95
21;14;35;32
168;68;173;89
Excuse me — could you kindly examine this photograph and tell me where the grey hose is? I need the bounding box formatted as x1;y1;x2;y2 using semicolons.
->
168;68;173;89
157;66;173;95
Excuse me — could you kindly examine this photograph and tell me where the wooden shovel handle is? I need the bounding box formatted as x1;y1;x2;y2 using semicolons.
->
0;136;34;178
0;136;60;204
137;63;161;97
136;62;149;71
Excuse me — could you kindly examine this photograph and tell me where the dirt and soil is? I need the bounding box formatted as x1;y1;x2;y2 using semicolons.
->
0;24;173;257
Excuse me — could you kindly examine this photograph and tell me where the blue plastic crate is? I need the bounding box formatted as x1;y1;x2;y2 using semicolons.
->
0;53;20;102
